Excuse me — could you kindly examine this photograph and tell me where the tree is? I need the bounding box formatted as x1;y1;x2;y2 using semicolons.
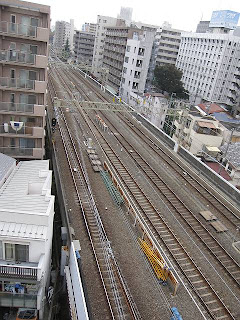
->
64;38;70;53
61;38;71;61
154;64;189;99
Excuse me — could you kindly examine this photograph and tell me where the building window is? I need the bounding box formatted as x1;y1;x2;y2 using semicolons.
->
126;46;131;52
5;243;29;262
125;56;129;63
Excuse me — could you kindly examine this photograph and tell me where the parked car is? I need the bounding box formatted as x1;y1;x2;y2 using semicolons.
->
16;309;38;320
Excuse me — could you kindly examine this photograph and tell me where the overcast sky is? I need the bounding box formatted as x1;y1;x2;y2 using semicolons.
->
27;0;240;32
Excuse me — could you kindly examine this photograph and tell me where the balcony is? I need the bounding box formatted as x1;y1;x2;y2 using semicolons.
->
0;123;44;138
0;77;46;93
0;50;48;68
0;103;45;116
0;292;37;308
0;21;49;42
0;147;44;159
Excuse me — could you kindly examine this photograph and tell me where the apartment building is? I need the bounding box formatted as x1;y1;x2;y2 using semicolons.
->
103;23;155;96
146;23;182;90
82;22;96;34
0;158;55;319
156;23;182;66
176;32;240;114
0;0;50;160
73;30;95;65
92;15;118;77
53;19;74;54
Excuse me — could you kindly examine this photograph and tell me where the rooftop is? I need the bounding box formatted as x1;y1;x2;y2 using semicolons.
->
0;160;53;215
0;153;16;183
198;103;226;115
220;142;240;168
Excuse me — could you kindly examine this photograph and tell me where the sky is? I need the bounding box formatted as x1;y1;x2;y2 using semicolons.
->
27;0;240;32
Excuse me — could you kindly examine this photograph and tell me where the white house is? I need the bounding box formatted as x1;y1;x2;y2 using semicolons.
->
0;159;55;319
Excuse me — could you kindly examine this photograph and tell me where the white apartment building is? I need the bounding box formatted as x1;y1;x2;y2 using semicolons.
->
0;159;55;319
120;27;155;101
92;15;118;77
53;19;74;54
129;92;168;129
176;32;240;115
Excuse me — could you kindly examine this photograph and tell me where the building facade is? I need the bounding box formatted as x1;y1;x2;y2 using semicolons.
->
196;21;210;33
146;23;182;90
119;27;155;100
0;0;50;160
129;92;168;129
0;159;55;319
73;30;95;65
172;111;223;154
82;22;96;34
155;24;182;66
53;19;74;55
92;15;118;77
176;32;240;115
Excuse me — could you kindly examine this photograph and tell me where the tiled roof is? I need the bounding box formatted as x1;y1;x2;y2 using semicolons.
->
198;103;225;114
205;162;232;181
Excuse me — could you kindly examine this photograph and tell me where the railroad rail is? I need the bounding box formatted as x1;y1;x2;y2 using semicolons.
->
69;66;240;231
48;68;142;320
48;62;239;319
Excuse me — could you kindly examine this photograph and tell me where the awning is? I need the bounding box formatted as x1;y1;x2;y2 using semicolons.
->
197;121;216;129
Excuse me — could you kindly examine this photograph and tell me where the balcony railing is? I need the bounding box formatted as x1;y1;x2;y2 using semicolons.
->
0;21;37;37
0;102;34;113
0;77;35;90
0;264;37;280
0;49;35;64
0;292;37;308
0;147;33;156
0;123;43;136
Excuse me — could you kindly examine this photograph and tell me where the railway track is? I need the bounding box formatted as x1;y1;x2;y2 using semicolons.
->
69;67;240;231
48;67;142;320
48;63;240;319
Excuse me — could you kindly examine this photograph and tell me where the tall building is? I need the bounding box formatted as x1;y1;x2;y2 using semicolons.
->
146;23;182;91
73;30;95;65
155;23;182;66
118;7;133;25
120;26;155;100
196;21;210;33
53;19;74;54
92;15;118;77
176;32;240;115
0;158;55;320
0;0;50;160
82;22;97;34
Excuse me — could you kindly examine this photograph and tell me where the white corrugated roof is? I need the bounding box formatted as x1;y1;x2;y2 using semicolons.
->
0;153;16;182
0;221;48;240
0;160;51;214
